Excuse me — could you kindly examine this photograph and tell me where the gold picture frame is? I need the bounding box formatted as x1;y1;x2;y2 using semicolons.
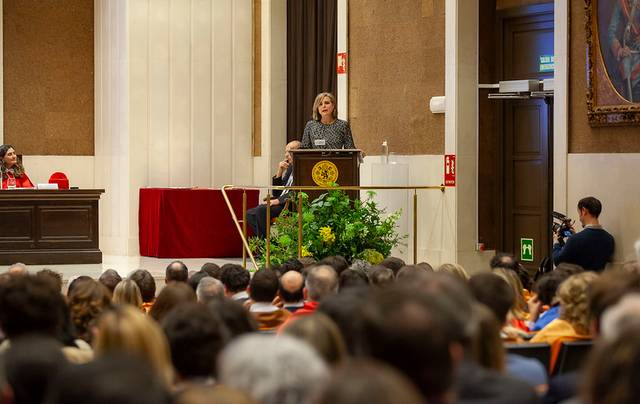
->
585;0;640;126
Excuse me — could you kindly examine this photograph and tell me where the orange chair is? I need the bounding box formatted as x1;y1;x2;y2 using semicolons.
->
49;172;69;189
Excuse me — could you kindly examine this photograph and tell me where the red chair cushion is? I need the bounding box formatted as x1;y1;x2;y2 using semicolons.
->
49;172;69;189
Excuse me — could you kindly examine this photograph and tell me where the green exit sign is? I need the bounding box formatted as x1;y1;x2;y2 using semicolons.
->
539;55;554;72
521;238;534;262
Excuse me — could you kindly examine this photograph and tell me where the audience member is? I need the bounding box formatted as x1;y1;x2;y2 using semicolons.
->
67;279;112;344
166;260;189;283
7;263;27;277
196;277;225;303
553;196;615;272
527;271;571;332
396;265;430;283
149;282;197;323
46;354;172;404
200;262;222;279
207;298;257;337
218;334;329;404
187;271;209;291
588;269;640;334
531;272;599;373
317;287;370;355
416;262;435;272
469;303;505;372
0;275;65;345
66;275;92;297
369;266;394;288
436;263;470;281
298;257;317;268
277;258;304;275
490;252;532;291
413;273;539;403
161;303;229;389
285;264;338;323
348;259;371;275
315;359;425;404
279;270;305;313
112;279;143;309
174;385;255;404
318;256;349;276
129;269;157;312
5;335;68;404
94;306;173;386
220;264;250;303
338;268;369;291
469;273;548;393
281;313;347;366
98;269;122;294
380;256;405;276
582;325;640;404
36;268;63;292
599;293;640;340
492;267;529;332
359;283;461;402
247;268;291;331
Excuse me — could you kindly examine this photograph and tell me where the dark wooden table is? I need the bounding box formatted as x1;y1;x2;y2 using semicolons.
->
0;189;104;265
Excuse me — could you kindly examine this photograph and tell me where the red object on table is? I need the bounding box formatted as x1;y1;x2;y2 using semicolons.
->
139;188;259;258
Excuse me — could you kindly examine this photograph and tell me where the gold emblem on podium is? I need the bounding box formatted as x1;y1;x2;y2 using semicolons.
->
312;160;339;187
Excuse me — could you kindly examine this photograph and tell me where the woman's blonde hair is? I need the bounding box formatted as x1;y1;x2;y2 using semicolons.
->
493;268;527;321
94;305;174;386
558;272;599;335
311;92;337;121
436;263;470;281
112;279;143;309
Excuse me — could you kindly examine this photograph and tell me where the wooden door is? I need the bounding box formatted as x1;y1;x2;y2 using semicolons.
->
500;4;554;271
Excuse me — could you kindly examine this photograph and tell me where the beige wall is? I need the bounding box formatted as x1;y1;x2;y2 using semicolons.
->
3;0;94;156
569;1;640;153
348;0;445;156
95;0;254;256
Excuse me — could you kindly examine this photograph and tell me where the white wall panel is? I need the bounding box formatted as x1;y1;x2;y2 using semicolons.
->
96;0;254;256
147;0;170;186
191;0;213;187
567;154;640;266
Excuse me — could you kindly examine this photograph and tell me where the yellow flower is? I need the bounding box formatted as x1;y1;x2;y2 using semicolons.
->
319;226;336;244
301;246;313;257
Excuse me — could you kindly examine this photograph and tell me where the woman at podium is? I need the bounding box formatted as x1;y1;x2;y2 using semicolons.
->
301;92;356;150
1;144;34;189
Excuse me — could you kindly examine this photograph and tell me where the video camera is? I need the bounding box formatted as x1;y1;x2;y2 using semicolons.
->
552;211;574;245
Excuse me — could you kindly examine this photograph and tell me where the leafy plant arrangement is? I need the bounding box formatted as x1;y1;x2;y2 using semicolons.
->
249;189;405;267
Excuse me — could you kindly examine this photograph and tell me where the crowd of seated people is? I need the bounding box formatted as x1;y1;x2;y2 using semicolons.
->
1;245;640;404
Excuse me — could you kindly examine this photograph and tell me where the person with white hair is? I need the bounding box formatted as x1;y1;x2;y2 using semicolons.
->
196;277;224;303
7;262;27;276
218;334;328;404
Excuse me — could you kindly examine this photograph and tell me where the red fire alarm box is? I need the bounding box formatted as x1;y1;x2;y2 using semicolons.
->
444;155;456;187
337;52;347;74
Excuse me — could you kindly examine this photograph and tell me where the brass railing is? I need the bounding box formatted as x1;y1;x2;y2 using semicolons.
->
221;185;446;269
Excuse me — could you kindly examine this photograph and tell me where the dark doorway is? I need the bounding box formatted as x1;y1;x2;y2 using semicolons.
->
478;3;554;272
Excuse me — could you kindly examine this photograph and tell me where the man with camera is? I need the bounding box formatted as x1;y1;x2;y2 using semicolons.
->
552;196;615;272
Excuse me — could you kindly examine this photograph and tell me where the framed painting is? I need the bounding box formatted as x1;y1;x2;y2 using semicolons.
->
585;0;640;126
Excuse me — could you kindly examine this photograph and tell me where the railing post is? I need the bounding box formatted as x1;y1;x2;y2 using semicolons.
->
297;193;303;259
242;190;247;269
413;189;418;264
266;190;271;269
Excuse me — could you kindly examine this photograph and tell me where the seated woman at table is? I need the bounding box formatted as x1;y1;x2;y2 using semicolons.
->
301;92;356;150
0;144;34;189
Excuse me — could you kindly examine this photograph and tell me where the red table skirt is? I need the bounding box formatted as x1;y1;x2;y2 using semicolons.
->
139;188;259;258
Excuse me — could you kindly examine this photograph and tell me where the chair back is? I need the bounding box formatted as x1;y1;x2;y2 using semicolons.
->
505;343;551;370
553;340;593;375
49;172;69;189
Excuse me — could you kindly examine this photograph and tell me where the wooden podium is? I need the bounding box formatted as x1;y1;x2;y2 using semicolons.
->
291;149;361;201
0;189;104;265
